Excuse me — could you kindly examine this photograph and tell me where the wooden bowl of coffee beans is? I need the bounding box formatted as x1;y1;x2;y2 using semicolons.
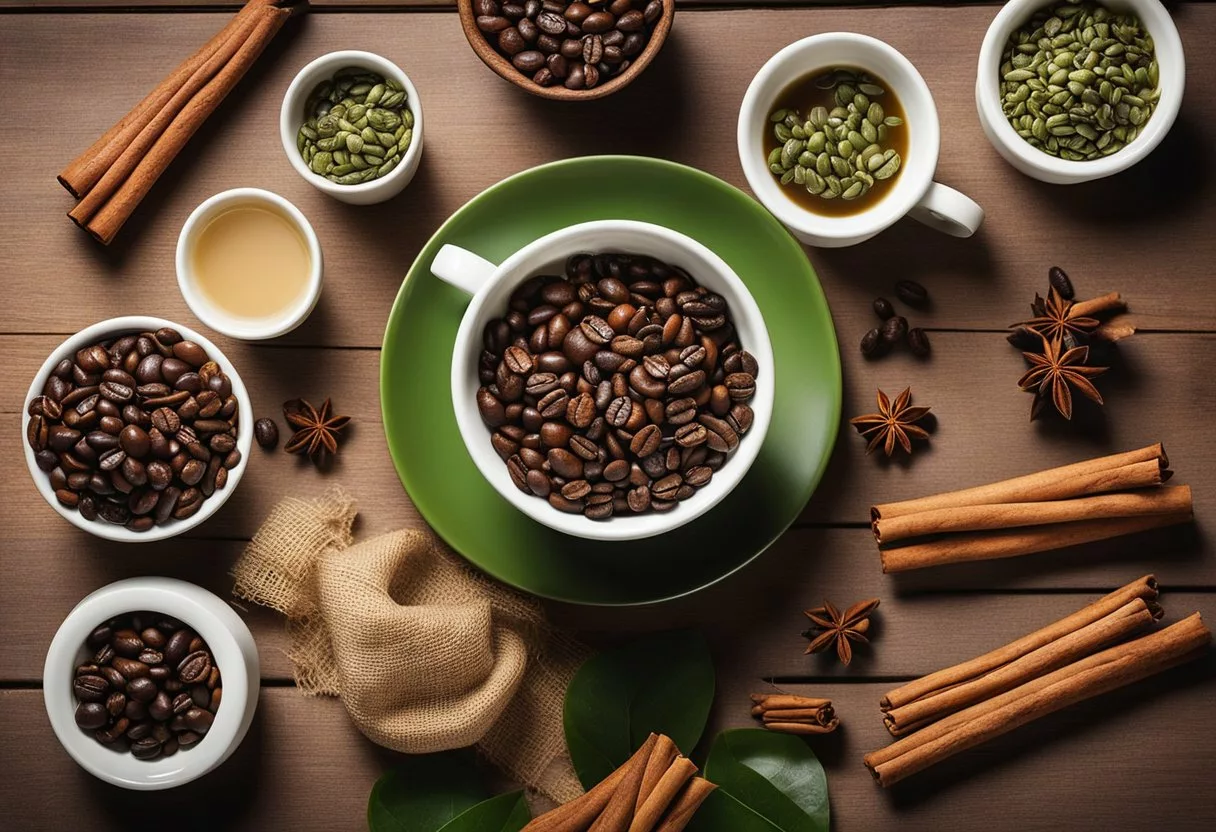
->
458;0;675;100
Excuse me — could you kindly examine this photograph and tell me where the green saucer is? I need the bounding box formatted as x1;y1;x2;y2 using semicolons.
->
380;156;841;605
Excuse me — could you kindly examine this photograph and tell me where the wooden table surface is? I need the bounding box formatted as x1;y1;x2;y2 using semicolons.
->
2;2;1215;829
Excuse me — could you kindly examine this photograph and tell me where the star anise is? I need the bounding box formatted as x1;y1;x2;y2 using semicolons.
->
1014;286;1101;343
1017;334;1107;420
802;598;880;665
283;398;351;463
849;387;931;456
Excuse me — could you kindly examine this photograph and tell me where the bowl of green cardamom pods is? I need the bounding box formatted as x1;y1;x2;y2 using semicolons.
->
280;50;424;205
976;0;1183;184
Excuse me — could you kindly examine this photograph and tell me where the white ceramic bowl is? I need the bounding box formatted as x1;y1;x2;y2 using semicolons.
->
22;316;254;543
279;50;424;205
44;577;260;790
739;33;984;247
431;219;775;542
976;0;1184;184
176;188;323;340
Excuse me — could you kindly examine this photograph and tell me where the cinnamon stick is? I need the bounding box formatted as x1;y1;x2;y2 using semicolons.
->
883;597;1161;736
629;758;697;832
879;510;1191;573
761;708;836;723
635;734;678;812
874;485;1192;545
864;613;1210;787
56;0;277;199
522;734;658;832
872;444;1167;521
1072;291;1126;318
653;778;717;832
588;733;660;832
883;575;1158;711
749;693;831;710
762;722;838;735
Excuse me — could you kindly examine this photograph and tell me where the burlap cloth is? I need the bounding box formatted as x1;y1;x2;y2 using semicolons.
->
231;487;586;802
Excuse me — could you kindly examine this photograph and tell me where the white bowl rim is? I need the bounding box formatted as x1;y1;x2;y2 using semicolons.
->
43;577;259;790
447;219;775;542
176;187;323;341
278;49;424;198
975;0;1185;181
22;316;254;543
737;32;941;243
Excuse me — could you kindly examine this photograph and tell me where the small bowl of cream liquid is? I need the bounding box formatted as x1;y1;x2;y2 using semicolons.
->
176;188;322;340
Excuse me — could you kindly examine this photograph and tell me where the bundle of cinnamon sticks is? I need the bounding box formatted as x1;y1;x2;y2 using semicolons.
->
872;444;1193;573
750;693;839;736
58;0;308;244
863;576;1211;787
523;734;716;832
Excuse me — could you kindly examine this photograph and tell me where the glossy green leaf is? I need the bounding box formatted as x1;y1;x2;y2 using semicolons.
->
563;629;715;789
367;750;486;832
438;790;531;832
690;729;829;832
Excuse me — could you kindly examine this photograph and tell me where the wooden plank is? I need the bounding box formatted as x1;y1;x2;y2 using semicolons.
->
0;1;1013;11
5;330;1213;535
1;7;1214;344
4;661;1214;830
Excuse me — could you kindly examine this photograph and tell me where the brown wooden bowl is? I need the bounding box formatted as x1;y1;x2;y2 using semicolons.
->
457;0;676;101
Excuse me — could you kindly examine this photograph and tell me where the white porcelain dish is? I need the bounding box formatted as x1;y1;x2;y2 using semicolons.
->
22;316;253;542
176;187;323;340
279;49;424;205
44;577;260;790
432;219;775;542
975;0;1184;184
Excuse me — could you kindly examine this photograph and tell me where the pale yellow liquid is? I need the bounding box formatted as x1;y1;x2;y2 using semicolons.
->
192;205;311;319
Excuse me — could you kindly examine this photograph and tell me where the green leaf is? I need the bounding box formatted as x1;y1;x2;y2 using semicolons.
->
438;791;531;832
563;629;715;789
367;750;487;832
690;729;829;832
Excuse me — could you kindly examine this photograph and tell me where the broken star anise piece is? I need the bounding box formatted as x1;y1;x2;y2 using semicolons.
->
1017;334;1107;421
283;398;351;463
802;598;880;666
849;387;931;457
1015;286;1101;343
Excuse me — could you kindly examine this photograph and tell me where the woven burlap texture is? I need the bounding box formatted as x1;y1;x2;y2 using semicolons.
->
231;487;585;802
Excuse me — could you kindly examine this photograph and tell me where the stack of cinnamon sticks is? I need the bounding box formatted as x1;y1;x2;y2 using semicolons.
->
750;693;839;736
523;734;716;832
59;0;307;244
872;444;1193;573
863;576;1211;787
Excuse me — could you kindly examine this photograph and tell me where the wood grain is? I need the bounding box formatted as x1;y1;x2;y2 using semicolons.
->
1;3;1214;831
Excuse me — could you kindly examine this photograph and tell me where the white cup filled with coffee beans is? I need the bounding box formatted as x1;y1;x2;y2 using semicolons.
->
44;577;260;790
22;316;253;542
431;220;774;542
738;32;985;247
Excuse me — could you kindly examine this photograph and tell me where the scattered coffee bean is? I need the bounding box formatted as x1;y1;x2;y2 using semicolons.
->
1048;265;1074;300
908;327;931;357
476;0;666;90
476;252;758;519
72;612;220;761
894;279;929;307
27;328;240;531
872;297;895;320
860;327;886;358
880;315;908;344
254;417;279;449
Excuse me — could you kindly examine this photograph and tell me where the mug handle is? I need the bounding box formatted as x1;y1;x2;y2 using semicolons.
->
907;182;985;238
431;244;498;296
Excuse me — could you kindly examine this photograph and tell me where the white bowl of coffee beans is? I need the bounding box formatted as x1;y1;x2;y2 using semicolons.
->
22;316;253;542
44;577;260;790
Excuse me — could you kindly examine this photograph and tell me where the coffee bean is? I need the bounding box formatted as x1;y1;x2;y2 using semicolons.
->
908;327;932;356
895;279;929;307
872;297;895;320
881;315;908;344
76;702;109;730
860;327;886;358
1048;266;1074;300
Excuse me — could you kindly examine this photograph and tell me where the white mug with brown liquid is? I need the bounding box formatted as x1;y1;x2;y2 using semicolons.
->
738;33;984;248
176;188;322;340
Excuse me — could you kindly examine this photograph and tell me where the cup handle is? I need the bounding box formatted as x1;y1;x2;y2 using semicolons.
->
431;244;498;296
908;182;985;238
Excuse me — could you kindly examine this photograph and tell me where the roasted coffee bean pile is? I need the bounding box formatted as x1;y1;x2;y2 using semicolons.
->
474;0;666;91
27;327;241;531
74;613;221;760
476;252;758;519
